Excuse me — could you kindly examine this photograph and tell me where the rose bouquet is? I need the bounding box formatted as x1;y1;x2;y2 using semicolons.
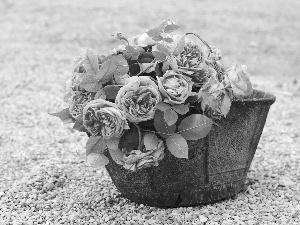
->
51;20;253;172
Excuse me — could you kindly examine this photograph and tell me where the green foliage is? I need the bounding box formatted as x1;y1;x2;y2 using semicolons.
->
178;114;213;140
164;108;178;126
109;148;124;165
143;133;159;150
104;85;120;100
154;110;176;138
86;136;106;156
166;133;188;159
73;114;86;132
87;153;109;168
50;108;75;124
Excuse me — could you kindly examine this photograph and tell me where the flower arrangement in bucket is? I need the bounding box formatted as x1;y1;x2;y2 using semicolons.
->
52;20;253;170
51;20;275;207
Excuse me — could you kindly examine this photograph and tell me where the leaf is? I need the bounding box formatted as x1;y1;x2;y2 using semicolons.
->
86;136;107;156
152;51;166;61
125;124;139;144
171;104;189;115
178;114;213;140
96;57;117;84
163;37;173;43
63;92;72;103
111;55;129;76
84;49;99;75
155;63;163;78
220;91;231;117
79;74;102;92
147;27;162;37
73;114;87;132
171;35;185;56
106;137;120;150
95;88;106;99
50;108;75;124
103;85;120;100
87;153;109;168
164;108;178;126
166;133;188;159
154;110;176;138
144;133;159;151
167;56;179;72
124;45;140;60
198;91;218;111
108;148;124;165
156;101;171;111
156;43;171;56
164;24;181;33
152;35;164;41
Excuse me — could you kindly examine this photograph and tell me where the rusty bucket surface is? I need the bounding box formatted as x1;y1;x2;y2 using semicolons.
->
104;90;276;207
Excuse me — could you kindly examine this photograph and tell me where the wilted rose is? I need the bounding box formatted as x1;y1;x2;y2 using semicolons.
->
83;99;129;138
157;70;193;105
227;63;253;97
123;139;165;171
115;76;161;122
68;87;96;119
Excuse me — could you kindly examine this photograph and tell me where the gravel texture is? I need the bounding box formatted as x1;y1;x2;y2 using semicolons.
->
1;0;300;224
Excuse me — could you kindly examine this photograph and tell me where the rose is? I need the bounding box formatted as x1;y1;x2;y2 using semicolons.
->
68;87;96;119
157;70;193;105
115;76;161;122
123;139;165;171
83;99;129;138
227;63;253;97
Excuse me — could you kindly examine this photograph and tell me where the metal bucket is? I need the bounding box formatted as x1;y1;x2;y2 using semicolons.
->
104;89;276;207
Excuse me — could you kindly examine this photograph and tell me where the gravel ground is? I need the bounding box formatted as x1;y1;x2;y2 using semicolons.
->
1;0;300;224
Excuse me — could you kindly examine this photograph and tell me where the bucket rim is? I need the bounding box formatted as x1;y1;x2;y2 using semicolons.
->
233;89;276;104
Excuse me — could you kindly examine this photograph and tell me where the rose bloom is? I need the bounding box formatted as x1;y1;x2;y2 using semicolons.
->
115;76;161;123
157;70;193;105
227;63;253;97
68;87;96;119
123;139;165;171
83;99;129;138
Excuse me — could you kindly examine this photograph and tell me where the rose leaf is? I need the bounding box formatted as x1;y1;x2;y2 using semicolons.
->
156;43;171;56
171;35;186;56
164;24;181;33
103;85;120;100
167;55;179;72
106;137;120;151
125;124;139;144
86;136;107;156
124;45;140;60
144;133;159;151
166;133;188;159
111;55;129;76
156;101;172;111
147;27;163;37
78;74;102;92
73;114;87;132
152;51;166;61
164;108;178;126
171;104;189;115
108;148;124;165
87;153;109;168
163;37;174;43
178;114;213;140
154;110;176;138
50;108;75;125
96;57;117;84
84;49;99;75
